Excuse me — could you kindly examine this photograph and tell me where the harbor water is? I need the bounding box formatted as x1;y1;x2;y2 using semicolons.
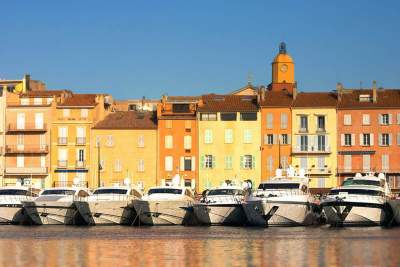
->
0;226;399;267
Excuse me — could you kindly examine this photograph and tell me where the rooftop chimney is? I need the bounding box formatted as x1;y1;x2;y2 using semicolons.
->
372;80;377;103
336;82;343;101
292;81;298;100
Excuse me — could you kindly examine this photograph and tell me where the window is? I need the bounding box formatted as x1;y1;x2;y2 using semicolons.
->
240;112;257;121
344;114;352;126
362;134;371;146
300;135;308;151
165;120;172;128
344;134;352;146
380;133;391;146
184;120;191;129
39;134;46;149
281;134;289;145
242;155;253;169
40;156;46;168
224;155;233;170
200;113;217;121
380;114;391;125
115;159;122;172
46;98;53;104
172;104;190;113
58;127;68;144
267;156;273;172
165;135;173;148
300;115;308;132
266;113;273;129
77;149;85;162
81;109;88;118
300;157;307;169
165;156;173;171
204;155;213;169
220;113;237;121
184;136;192;150
317;156;325;169
382;155;389;172
204;129;213;144
184;157;192;171
224;129;233;144
138;159;145;172
280;156;288;169
266;134;274;145
137;135;145;147
243;129;252;144
35;113;44;129
106;135;114;147
33;98;42;105
344;155;352;172
20;98;29;105
58;173;68;187
362;155;370;171
280;113;288;129
17;134;24;146
76;127;86;144
17;155;24;167
317;135;326;151
317;178;326;188
17;113;25;130
63;109;70;118
362;114;370;125
317;116;325;131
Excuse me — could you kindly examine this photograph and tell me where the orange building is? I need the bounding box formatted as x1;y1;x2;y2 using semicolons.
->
157;96;199;191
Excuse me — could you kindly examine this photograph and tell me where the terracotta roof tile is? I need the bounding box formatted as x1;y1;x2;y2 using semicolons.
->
21;90;71;97
59;94;97;107
338;89;400;109
292;92;337;108
260;90;293;107
93;111;157;129
198;94;258;112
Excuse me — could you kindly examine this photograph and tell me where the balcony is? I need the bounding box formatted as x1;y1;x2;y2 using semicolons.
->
5;167;48;175
76;137;86;145
292;145;331;154
75;160;86;169
298;127;308;133
7;123;47;133
58;160;68;168
7;102;52;108
307;167;332;175
58;137;68;145
5;145;49;154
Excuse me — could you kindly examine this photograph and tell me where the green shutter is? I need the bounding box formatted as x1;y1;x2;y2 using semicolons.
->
240;156;244;169
200;156;205;169
252;155;255;170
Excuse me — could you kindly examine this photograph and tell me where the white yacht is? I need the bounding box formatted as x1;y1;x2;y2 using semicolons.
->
75;185;143;225
0;187;39;224
321;172;392;226
22;187;90;225
193;182;249;226
133;176;195;225
243;168;320;226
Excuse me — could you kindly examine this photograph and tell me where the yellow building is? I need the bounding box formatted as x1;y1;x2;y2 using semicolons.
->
291;92;338;191
91;111;157;190
50;94;112;188
197;94;261;191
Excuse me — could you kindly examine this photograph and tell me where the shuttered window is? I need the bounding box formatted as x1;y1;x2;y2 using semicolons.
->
344;155;352;172
224;129;233;144
266;113;273;129
382;154;389;172
362;155;370;172
343;114;352;125
280;113;288;129
204;129;213;144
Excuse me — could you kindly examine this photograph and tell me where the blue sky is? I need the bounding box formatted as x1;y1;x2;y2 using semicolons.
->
1;1;399;99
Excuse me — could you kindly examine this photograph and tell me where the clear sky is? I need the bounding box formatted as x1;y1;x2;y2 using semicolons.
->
1;1;399;99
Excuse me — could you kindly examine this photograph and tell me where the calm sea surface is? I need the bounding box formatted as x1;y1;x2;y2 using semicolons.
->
0;225;399;267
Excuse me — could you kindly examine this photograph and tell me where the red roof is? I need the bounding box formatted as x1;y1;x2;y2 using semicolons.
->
198;94;258;112
21;90;71;97
292;92;337;108
58;94;97;107
338;89;400;109
260;90;293;107
93;111;157;129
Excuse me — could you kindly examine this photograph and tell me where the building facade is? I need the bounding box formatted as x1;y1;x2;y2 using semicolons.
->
197;94;261;191
337;84;400;191
91;111;157;190
291;92;338;191
157;96;199;191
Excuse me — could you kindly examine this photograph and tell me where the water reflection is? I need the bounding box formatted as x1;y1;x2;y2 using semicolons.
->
0;226;399;267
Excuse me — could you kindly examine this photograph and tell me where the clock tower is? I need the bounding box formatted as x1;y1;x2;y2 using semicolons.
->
271;42;295;88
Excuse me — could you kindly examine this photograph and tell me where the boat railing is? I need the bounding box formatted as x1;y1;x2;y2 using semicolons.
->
2;195;34;202
201;195;243;204
254;189;306;198
324;193;386;202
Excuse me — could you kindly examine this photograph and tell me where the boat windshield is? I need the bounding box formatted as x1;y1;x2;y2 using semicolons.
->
258;183;300;190
329;189;384;196
207;189;244;196
342;179;383;187
148;188;182;195
0;189;36;196
93;189;128;195
41;190;75;196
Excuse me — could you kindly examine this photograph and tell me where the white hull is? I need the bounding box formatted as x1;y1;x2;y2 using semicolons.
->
388;199;400;226
193;204;246;225
75;200;136;225
322;203;386;226
23;201;87;225
0;204;32;224
243;200;320;226
133;200;194;225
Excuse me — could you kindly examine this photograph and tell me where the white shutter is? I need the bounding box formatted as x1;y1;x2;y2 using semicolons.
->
397;113;400;125
273;134;278;145
378;114;383;125
359;134;363;146
287;135;291;145
389;114;393;124
351;134;355;146
370;133;374;146
389;134;393;146
180;157;185;171
378;134;382;146
341;134;345;146
325;135;329;148
191;157;196;171
297;136;301;149
264;134;268;145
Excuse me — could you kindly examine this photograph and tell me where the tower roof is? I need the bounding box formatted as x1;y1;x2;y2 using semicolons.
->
273;42;294;63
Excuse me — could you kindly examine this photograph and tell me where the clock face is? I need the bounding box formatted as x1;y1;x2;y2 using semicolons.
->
280;64;288;73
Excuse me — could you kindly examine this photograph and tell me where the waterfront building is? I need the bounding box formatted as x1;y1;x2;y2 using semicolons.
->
260;42;295;180
114;97;159;112
337;82;400;192
91;111;157;189
197;94;261;191
291;92;338;191
50;94;113;188
157;96;199;191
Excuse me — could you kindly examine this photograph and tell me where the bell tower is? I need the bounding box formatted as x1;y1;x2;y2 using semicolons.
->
271;42;295;86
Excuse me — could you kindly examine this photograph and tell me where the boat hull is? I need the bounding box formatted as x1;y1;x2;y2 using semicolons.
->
75;200;137;225
388;199;400;226
133;200;194;225
193;204;246;226
0;204;33;224
22;201;87;225
243;200;320;226
322;201;387;226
